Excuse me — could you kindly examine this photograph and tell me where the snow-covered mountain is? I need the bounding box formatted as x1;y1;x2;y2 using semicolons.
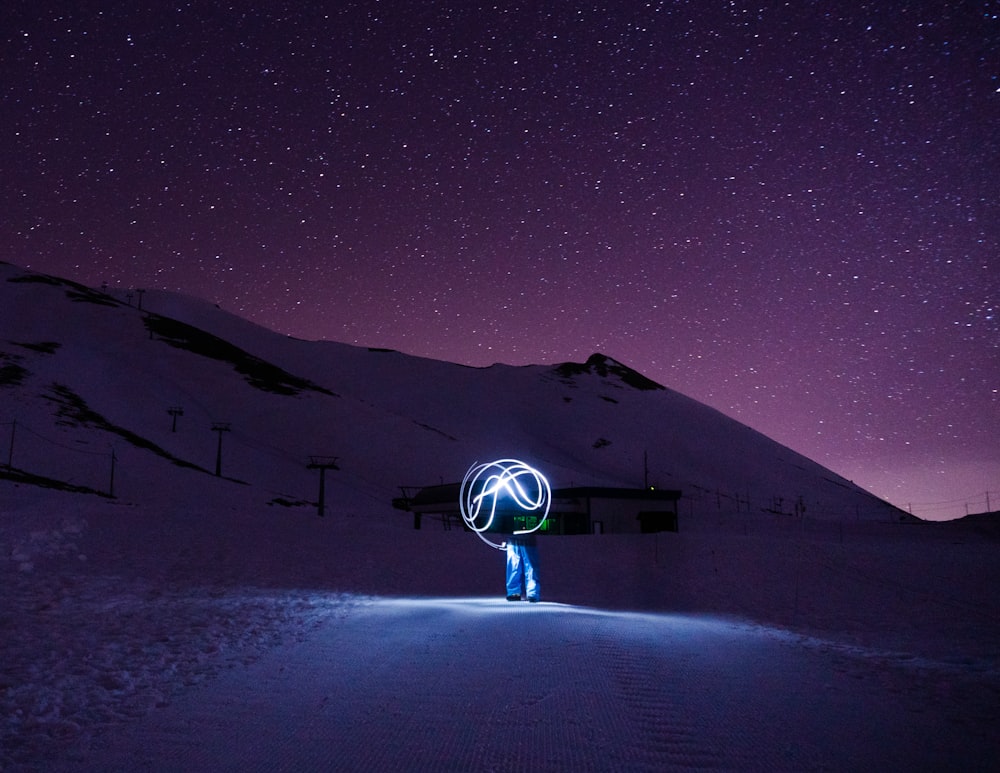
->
0;261;905;522
6;262;1000;772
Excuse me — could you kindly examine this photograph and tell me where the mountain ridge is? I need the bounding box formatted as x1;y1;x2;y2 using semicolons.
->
0;261;908;522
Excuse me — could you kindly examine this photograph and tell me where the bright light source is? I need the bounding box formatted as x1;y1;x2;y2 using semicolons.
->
459;458;551;550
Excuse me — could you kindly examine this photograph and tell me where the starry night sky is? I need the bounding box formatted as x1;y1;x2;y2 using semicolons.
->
3;2;998;519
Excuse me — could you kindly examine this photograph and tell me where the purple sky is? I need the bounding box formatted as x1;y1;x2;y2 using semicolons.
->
3;2;997;519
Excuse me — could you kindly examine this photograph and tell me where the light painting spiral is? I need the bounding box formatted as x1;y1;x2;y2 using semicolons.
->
459;458;551;550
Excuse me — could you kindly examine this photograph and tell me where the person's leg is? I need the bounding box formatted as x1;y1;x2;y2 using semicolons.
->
523;544;540;601
505;542;523;599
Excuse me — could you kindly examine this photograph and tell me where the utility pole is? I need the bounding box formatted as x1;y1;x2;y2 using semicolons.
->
168;406;184;432
135;288;146;311
307;456;339;517
211;423;231;477
6;420;14;469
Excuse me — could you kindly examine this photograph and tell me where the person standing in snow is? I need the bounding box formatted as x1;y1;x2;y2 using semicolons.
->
504;532;540;602
459;459;550;604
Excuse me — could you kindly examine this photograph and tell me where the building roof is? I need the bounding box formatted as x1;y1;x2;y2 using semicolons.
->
553;487;681;501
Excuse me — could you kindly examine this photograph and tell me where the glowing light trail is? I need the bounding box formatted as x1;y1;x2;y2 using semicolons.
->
460;459;551;550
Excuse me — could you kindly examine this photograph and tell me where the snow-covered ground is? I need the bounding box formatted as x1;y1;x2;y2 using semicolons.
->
2;263;998;769
3;483;998;771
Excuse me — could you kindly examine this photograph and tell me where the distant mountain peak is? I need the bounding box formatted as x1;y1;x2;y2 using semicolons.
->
553;353;665;391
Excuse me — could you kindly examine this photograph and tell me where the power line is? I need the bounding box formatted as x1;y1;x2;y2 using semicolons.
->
10;420;109;457
906;491;997;507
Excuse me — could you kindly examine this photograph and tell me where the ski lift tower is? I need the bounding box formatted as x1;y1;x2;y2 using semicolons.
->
307;456;340;517
168;406;184;432
211;422;231;477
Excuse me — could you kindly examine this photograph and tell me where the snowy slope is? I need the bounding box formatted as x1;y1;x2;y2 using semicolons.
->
2;263;998;771
0;261;902;522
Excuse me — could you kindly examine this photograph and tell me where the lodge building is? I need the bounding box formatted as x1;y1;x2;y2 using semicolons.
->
396;483;682;534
